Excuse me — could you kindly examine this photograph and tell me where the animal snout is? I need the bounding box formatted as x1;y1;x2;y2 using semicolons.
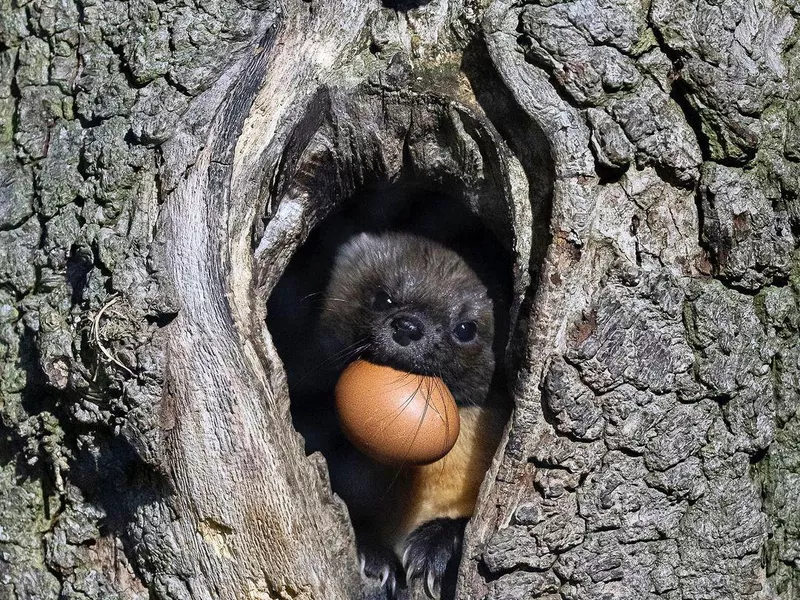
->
390;315;424;346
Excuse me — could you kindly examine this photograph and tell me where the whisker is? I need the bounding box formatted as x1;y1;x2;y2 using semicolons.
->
404;380;430;464
431;370;454;479
292;338;371;384
317;306;351;314
299;291;324;303
376;375;423;432
323;341;370;369
381;373;427;494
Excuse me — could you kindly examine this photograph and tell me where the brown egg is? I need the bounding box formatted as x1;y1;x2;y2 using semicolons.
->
335;360;460;465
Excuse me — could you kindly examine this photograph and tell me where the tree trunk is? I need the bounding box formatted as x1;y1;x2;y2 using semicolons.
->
1;0;797;598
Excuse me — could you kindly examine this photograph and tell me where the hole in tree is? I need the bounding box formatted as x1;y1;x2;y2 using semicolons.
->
268;183;513;453
266;182;514;596
255;85;553;597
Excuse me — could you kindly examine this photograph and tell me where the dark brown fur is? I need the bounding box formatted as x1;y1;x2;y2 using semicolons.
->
321;232;496;408
320;232;506;599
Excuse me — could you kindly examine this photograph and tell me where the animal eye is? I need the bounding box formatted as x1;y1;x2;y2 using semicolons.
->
372;291;394;311
453;321;477;342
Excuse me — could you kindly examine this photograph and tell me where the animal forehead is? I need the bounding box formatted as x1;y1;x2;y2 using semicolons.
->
341;233;488;303
378;268;489;319
398;268;482;298
385;239;476;280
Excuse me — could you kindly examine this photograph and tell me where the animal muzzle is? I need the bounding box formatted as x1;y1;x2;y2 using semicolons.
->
390;315;424;347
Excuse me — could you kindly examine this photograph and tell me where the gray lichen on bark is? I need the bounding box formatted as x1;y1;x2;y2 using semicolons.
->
2;0;276;596
468;0;799;599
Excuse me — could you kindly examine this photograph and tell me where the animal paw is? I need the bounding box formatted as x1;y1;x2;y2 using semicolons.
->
359;543;402;599
402;518;467;599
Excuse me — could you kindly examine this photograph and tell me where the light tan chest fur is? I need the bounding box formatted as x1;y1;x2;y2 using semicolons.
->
382;406;506;552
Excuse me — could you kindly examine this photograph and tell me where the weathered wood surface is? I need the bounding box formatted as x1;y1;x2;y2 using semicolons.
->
1;0;798;598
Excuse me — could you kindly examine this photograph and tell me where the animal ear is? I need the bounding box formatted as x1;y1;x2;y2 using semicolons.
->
352;231;375;245
339;232;375;260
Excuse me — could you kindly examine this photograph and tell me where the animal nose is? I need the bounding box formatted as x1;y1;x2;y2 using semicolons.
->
391;316;424;346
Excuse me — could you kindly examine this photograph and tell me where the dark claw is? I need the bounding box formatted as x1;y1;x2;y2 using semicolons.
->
359;543;402;599
401;518;467;600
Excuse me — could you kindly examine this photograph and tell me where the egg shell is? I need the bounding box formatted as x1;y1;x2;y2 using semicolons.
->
335;360;460;465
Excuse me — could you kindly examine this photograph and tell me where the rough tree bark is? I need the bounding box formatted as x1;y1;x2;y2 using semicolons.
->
0;0;798;599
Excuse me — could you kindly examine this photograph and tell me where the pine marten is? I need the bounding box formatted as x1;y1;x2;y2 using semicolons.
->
318;232;508;600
